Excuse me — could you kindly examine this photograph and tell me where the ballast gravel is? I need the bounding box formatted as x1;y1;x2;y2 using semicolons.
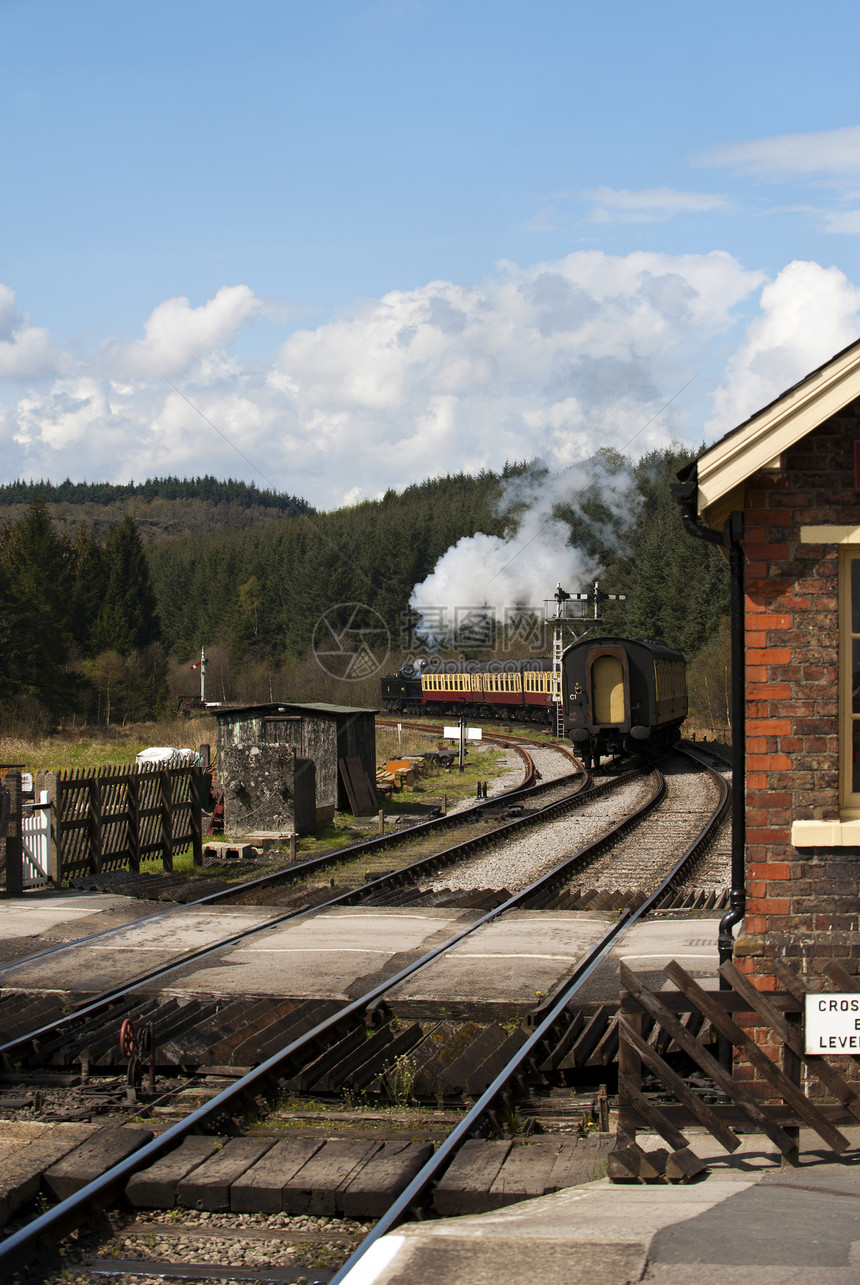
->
418;773;656;893
12;1209;369;1285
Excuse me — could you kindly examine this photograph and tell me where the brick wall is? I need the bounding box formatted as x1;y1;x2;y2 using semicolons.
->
736;403;860;995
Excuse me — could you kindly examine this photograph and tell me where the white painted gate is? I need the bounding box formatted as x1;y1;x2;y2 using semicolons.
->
21;790;51;887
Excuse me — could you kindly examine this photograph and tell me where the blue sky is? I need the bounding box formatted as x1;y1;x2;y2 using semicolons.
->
3;0;860;510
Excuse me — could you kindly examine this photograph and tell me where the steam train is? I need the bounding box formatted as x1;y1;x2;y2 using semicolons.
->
381;656;556;722
380;635;687;765
562;636;687;769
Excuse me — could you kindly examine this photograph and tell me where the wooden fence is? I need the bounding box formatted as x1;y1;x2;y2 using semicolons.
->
611;958;860;1183
43;763;203;882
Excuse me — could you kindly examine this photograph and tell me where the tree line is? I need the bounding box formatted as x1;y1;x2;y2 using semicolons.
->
0;448;731;730
0;475;314;514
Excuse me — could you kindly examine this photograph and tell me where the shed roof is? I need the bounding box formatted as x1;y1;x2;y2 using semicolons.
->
211;701;378;718
684;334;860;531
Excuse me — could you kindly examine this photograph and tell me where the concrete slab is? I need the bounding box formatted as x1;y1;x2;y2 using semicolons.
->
614;917;721;980
575;914;722;1006
386;911;611;1013
161;908;472;1000
343;1178;756;1285
0;892;156;941
0;891;189;971
342;1129;860;1285
0;906;282;996
0;892;722;1014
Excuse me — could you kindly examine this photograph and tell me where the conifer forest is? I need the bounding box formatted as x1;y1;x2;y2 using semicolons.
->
0;450;731;732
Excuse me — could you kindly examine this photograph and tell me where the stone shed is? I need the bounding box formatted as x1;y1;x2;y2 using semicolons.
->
214;702;377;816
674;336;860;992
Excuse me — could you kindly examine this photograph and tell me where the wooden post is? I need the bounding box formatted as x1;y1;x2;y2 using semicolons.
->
290;834;297;862
190;767;203;867
616;997;641;1151
46;772;62;884
607;992;647;1182
378;808;384;835
88;776;102;874
782;1010;802;1167
127;773;141;874
1;772;23;895
160;769;174;871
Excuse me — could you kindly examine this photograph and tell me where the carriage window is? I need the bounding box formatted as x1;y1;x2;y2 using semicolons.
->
524;671;552;694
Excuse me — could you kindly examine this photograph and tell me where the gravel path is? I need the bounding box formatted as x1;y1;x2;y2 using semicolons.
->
677;755;731;893
418;750;729;898
447;739;575;815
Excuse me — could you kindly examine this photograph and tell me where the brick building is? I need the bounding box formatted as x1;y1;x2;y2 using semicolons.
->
675;338;860;990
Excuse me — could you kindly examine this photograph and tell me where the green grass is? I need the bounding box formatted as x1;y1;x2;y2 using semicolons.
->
0;715;218;773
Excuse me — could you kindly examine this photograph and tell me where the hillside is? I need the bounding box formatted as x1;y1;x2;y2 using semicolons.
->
0;477;314;543
0;452;731;728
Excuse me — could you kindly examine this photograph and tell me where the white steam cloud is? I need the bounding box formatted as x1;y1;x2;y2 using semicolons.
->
409;458;638;650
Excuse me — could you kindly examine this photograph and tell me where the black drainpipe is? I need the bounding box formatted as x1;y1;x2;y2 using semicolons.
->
672;478;746;1009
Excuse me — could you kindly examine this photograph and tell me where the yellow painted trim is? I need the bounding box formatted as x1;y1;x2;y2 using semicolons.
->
791;819;860;846
699;484;746;538
800;525;860;544
696;341;860;518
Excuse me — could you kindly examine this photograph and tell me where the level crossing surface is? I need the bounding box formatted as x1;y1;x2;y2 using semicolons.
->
0;892;723;1006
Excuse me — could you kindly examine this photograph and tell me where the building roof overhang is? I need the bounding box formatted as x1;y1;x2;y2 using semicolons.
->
687;335;860;532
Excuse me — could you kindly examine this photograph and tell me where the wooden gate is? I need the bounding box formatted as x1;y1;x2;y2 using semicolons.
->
21;790;51;887
611;958;860;1182
46;763;203;881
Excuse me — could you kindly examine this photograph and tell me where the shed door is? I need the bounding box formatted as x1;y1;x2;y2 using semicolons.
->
592;655;625;724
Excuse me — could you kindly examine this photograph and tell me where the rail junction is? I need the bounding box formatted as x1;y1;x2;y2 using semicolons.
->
0;731;731;1283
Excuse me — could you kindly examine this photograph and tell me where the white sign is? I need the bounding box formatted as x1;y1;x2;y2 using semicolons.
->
804;992;860;1053
443;727;483;741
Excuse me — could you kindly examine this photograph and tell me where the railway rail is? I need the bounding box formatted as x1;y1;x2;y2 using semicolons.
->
0;737;583;1058
0;762;646;1068
0;726;571;975
0;744;729;1280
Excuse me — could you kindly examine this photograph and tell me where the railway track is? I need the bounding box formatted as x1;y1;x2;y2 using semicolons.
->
0;743;730;1282
0;729;573;976
0;739;587;1051
0;764;639;1070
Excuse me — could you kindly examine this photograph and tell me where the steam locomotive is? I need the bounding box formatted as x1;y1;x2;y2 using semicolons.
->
380;635;687;765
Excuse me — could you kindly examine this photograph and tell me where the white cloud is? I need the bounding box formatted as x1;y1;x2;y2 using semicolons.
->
702;123;860;179
706;260;860;434
122;285;262;376
587;187;733;223
14;378;109;451
0;284;61;380
0;251;798;508
821;209;860;235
